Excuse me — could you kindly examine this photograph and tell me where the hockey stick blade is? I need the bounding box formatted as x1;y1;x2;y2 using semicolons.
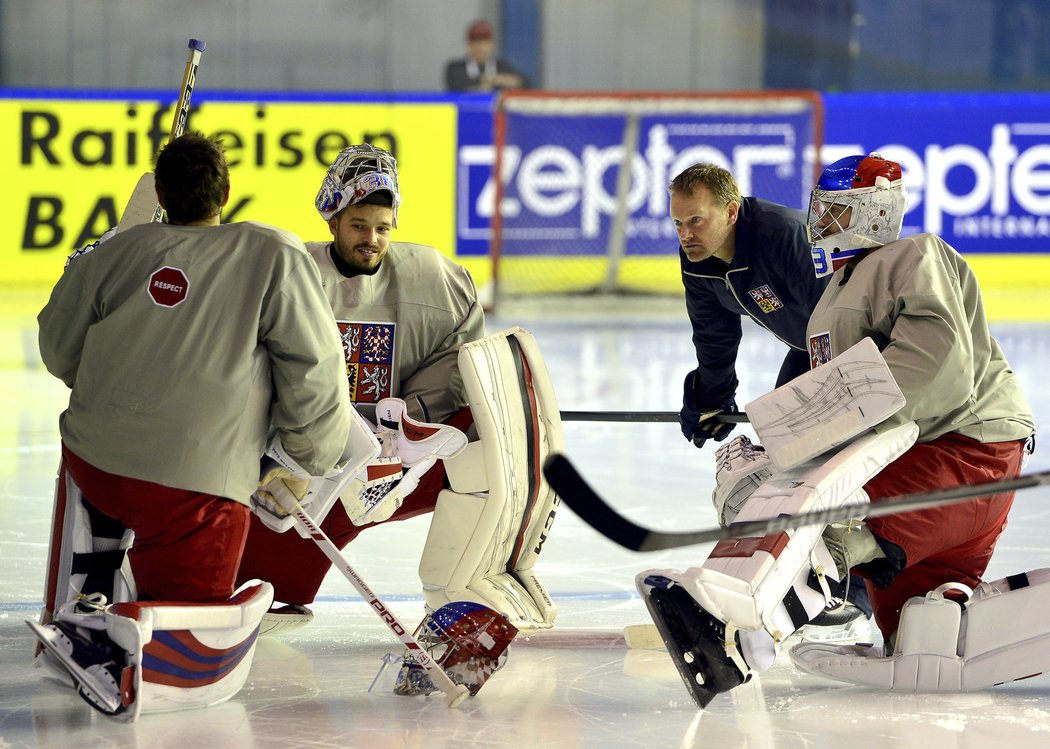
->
289;503;470;708
543;453;1050;552
559;410;748;424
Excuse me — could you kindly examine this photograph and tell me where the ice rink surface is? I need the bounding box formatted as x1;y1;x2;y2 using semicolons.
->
2;290;1050;748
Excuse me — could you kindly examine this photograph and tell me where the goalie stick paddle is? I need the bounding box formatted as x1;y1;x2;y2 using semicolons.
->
116;38;206;232
289;503;471;708
543;453;1050;552
559;410;748;424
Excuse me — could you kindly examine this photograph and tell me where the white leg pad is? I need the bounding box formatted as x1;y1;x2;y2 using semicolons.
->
791;569;1050;691
42;463;136;623
419;327;562;631
642;421;918;675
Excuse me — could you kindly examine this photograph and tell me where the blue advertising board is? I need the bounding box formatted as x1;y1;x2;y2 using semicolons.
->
453;91;1050;257
824;92;1050;254
455;101;817;259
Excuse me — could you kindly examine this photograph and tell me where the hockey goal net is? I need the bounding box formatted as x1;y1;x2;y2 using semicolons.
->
489;90;823;312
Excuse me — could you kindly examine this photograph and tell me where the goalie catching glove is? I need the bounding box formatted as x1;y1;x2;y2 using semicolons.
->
252;400;466;531
342;398;468;526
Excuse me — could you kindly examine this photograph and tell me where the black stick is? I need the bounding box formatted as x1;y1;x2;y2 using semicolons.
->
542;453;1050;553
559;411;748;424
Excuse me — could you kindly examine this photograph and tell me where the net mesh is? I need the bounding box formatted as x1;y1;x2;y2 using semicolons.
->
489;91;823;311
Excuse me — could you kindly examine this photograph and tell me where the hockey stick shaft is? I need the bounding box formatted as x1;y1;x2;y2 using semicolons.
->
559;411;748;424
543;452;1050;552
289;504;469;708
148;38;206;223
117;39;205;231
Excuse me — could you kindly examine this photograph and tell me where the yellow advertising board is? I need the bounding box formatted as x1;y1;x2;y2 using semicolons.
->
2;97;457;287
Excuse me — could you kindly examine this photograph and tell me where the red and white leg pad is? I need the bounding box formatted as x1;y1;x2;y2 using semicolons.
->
419;327;562;632
790;569;1050;691
639;421;918;698
42;462;136;624
28;580;273;721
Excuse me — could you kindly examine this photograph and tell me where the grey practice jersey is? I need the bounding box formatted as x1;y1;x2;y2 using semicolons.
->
307;241;485;424
806;233;1034;444
38;221;353;503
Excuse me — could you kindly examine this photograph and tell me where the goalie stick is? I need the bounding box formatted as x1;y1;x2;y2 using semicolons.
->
116;38;206;232
543;453;1050;552
560;410;747;424
288;502;471;708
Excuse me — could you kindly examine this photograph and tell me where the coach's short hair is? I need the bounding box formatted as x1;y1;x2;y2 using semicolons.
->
669;163;741;207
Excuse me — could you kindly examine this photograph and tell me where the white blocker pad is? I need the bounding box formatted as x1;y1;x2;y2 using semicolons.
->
791;569;1050;691
41;460;136;623
32;580;273;721
255;406;381;536
745;337;906;471
644;420;917;676
419;327;563;632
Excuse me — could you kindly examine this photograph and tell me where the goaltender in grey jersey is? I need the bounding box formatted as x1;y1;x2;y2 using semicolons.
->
306;237;484;425
38;219;352;504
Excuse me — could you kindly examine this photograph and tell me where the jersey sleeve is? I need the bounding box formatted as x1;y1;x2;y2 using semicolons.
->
683;272;742;406
876;251;978;427
37;258;99;389
262;248;353;476
400;266;485;423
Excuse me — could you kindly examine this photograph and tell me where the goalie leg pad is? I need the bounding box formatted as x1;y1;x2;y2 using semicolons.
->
637;421;917;704
790;569;1050;691
42;461;136;624
418;328;562;631
29;581;273;721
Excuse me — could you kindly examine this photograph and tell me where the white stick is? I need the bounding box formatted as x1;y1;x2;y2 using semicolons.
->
289;504;470;708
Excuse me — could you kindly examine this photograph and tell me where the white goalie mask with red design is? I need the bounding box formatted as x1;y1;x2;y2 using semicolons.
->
392;601;518;697
808;153;907;278
315;143;402;226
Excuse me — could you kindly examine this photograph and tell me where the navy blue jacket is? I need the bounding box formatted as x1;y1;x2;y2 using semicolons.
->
681;197;830;407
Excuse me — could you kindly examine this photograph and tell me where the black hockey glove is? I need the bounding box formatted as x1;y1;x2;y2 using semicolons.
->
678;369;736;449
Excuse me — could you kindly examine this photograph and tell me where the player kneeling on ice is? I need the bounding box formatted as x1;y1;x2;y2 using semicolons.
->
238;145;562;652
32;133;354;720
251;328;564;696
639;153;1036;707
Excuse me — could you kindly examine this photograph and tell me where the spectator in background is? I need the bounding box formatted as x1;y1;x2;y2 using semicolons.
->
445;19;530;92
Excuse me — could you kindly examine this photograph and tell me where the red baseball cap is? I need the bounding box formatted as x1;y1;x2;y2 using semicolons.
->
467;19;493;41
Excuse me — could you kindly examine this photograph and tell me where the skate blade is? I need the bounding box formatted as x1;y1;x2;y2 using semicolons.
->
25;620;122;713
798;615;872;644
639;582;745;709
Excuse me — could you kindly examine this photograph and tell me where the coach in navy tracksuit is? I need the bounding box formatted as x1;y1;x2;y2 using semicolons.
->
669;163;875;626
670;164;829;449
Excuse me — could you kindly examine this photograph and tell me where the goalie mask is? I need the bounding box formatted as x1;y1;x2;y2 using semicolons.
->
391;602;518;697
808;153;907;278
315;144;402;226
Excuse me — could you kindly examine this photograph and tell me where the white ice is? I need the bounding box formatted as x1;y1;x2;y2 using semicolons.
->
2;292;1050;749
